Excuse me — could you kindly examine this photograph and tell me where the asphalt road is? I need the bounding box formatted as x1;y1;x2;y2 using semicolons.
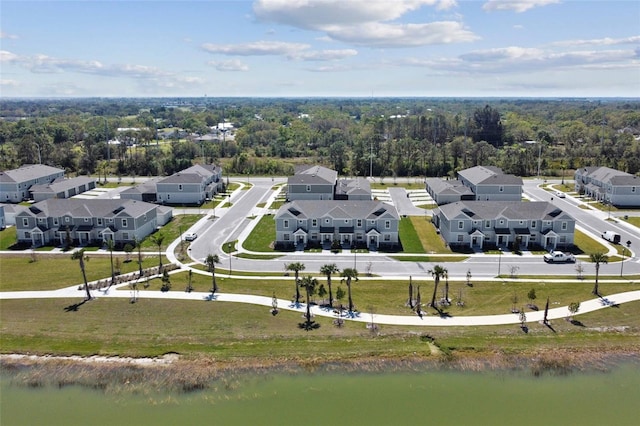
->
181;177;640;280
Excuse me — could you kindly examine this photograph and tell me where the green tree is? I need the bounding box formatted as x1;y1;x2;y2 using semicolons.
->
319;263;339;307
206;253;220;296
151;234;165;273
71;249;91;300
589;252;609;296
340;268;359;313
160;270;171;292
299;275;318;324
123;243;134;263
568;302;580;321
336;286;346;304
527;288;537;304
317;284;327;305
286;262;305;305
134;238;143;277
429;265;448;310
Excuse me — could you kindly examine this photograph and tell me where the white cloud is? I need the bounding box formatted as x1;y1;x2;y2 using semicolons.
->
551;35;640;47
322;21;478;47
0;31;19;39
202;41;310;56
208;59;250;72
482;0;560;13
1;50;205;92
0;79;20;87
290;49;357;61
253;0;474;47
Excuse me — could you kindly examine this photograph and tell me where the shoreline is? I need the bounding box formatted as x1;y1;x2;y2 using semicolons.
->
3;347;639;395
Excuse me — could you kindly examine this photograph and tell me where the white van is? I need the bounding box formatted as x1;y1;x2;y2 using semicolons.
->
601;231;621;244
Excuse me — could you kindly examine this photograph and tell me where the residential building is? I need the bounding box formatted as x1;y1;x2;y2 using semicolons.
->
120;177;162;202
335;177;372;201
426;166;522;205
15;199;172;247
275;200;399;250
29;176;97;202
0;164;65;203
0;203;27;226
574;166;640;207
432;200;575;251
156;164;223;205
287;165;338;201
456;166;523;201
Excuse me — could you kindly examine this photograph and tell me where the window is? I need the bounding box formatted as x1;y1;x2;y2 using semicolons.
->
531;221;536;228
179;184;183;191
457;235;464;242
357;219;362;227
499;219;505;225
458;221;464;229
499;186;504;192
632;187;636;193
22;218;28;227
167;194;171;200
325;219;330;224
53;218;59;226
485;220;491;228
283;220;289;228
344;219;349;224
561;222;567;230
284;234;290;241
97;218;102;226
84;217;89;222
122;219;128;227
312;219;317;227
306;185;311;192
384;234;390;241
65;217;70;222
385;220;390;229
122;232;129;240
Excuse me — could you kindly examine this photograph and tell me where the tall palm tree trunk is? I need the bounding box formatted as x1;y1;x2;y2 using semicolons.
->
327;276;333;308
347;279;353;313
430;277;440;308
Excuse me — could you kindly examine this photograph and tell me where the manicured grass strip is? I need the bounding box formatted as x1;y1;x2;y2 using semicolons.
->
398;217;425;253
0;227;17;250
390;256;468;262
242;215;276;252
409;216;450;253
140;214;202;250
0;255;168;291
236;253;283;260
1;297;638;360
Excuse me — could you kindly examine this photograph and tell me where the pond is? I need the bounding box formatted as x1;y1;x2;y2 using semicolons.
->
2;364;639;425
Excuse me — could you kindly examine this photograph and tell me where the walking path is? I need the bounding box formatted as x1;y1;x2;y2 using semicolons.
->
2;280;639;327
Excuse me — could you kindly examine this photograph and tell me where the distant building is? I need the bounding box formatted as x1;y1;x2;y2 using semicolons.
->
287;165;372;201
575;166;640;207
30;176;97;202
156;164;223;205
426;166;523;205
0;164;65;203
433;200;575;251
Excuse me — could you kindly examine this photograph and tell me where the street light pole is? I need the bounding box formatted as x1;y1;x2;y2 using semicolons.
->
228;242;232;275
498;248;502;277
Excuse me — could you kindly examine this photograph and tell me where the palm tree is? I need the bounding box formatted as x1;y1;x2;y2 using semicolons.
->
299;275;318;323
286;262;305;305
340;268;359;313
106;238;116;289
319;263;340;307
151;234;164;273
134;237;143;277
429;264;448;310
206;253;220;296
71;249;91;300
590;252;609;296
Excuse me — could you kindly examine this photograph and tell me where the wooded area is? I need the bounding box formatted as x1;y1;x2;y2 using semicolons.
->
1;98;639;178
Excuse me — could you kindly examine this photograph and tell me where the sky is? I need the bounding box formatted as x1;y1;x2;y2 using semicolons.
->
1;0;639;98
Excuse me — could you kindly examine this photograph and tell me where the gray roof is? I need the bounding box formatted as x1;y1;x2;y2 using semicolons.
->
158;164;222;185
120;177;161;195
289;165;338;185
335;177;371;197
426;178;474;196
457;166;523;186
277;200;398;221
0;164;64;183
29;176;96;194
609;175;640;185
19;198;157;219
436;200;573;222
585;166;634;183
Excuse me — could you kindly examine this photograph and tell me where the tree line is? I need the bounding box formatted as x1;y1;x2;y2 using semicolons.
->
1;97;639;178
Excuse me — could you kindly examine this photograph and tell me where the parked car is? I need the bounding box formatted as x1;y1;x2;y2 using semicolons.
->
543;250;576;263
184;232;197;241
555;191;566;198
601;231;621;244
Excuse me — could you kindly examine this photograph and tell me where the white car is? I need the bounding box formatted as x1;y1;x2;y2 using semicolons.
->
184;232;197;241
555;191;566;198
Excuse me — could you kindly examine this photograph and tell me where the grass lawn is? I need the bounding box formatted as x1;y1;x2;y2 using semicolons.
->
622;216;640;228
0;254;168;291
409;216;450;253
1;295;638;360
371;182;426;190
139;214;202;250
0;227;17;250
242;215;276;252
398;217;425;253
